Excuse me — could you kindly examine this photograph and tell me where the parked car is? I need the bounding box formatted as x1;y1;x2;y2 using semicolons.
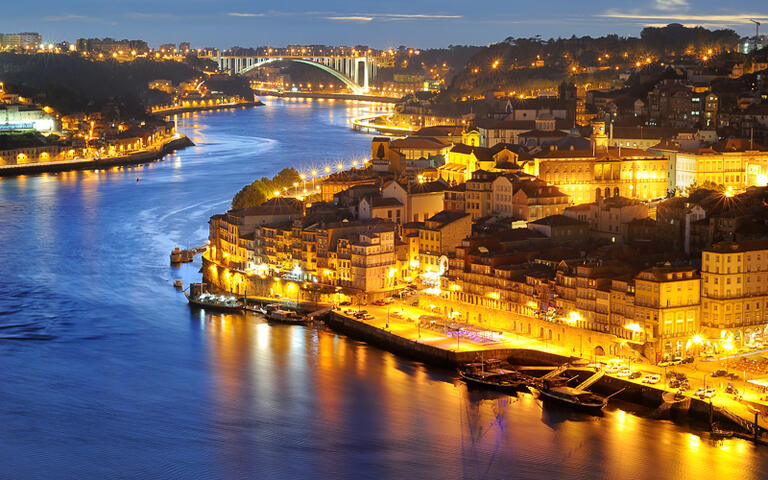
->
642;374;661;384
669;378;681;389
606;365;622;375
617;368;632;378
697;387;716;399
726;372;740;380
711;369;728;377
362;314;375;320
679;380;690;391
339;301;352;306
725;383;739;395
629;371;643;380
372;300;386;306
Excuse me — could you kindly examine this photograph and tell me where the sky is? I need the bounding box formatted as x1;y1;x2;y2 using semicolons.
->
2;0;768;49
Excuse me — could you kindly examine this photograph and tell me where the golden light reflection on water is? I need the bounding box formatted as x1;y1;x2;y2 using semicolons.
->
196;317;768;478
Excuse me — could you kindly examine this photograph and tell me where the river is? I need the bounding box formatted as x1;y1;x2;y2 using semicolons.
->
1;98;767;479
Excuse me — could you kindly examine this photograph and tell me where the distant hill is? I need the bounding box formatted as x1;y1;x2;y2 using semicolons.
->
0;53;210;117
441;24;740;100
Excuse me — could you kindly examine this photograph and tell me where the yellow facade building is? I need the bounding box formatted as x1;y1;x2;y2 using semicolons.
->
528;121;669;204
701;239;768;346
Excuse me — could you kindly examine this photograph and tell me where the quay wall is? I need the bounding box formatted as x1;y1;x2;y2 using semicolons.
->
325;311;520;368
154;101;263;116
0;135;194;177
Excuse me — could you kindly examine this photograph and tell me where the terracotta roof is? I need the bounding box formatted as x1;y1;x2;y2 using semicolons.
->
412;125;463;137
426;210;470;226
519;129;568;138
450;143;494;162
390;136;449;150
530;214;588;227
535;146;659;160
368;197;403;208
706;239;768;254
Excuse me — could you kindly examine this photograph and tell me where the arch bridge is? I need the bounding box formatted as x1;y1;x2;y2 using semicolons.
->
217;55;379;94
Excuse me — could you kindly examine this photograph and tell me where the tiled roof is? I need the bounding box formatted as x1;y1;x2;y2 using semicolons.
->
530;214;588;227
450;143;494;162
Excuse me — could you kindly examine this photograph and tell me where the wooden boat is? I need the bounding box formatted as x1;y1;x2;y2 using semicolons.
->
528;370;618;413
529;384;607;412
459;362;529;392
266;309;309;325
170;247;183;264
710;423;735;439
173;280;183;289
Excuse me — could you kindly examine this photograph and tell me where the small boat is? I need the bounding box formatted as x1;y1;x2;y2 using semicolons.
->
459;361;529;392
266;309;309;325
170;247;183;264
528;377;608;413
710;423;735;439
173;280;183;289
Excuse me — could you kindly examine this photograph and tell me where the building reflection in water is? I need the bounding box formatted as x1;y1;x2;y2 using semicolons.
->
197;313;768;479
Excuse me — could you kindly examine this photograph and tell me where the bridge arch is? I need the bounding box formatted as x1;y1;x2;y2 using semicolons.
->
238;58;364;94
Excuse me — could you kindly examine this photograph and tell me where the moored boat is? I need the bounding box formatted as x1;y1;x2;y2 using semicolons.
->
170;247;183;264
529;384;607;412
459;360;529;392
266;308;309;325
185;282;243;312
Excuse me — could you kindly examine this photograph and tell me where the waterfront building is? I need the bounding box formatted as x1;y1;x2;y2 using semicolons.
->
0;145;69;166
208;198;304;271
417;211;472;275
701;239;768;346
0;104;56;132
633;265;700;362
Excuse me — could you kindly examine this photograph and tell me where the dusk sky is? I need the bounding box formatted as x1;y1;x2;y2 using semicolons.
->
2;0;768;48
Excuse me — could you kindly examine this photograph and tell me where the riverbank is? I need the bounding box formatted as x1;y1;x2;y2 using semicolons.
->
0;135;194;177
152;100;263;116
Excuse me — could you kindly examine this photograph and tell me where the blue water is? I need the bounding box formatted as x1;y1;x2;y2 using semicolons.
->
1;98;768;479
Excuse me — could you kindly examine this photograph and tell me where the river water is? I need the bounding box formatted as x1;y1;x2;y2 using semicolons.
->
1;98;767;479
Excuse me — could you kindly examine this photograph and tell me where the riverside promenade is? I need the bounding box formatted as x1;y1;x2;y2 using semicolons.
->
0;134;193;177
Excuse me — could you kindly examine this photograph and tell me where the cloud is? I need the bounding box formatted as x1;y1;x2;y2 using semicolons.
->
325;16;374;22
372;14;462;19
598;11;768;24
226;11;461;22
42;14;116;24
228;12;264;17
652;0;689;12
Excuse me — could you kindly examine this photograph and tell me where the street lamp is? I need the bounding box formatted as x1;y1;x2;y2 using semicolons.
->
311;170;317;190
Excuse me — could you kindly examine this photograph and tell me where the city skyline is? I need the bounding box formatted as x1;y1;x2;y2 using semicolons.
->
3;0;768;48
